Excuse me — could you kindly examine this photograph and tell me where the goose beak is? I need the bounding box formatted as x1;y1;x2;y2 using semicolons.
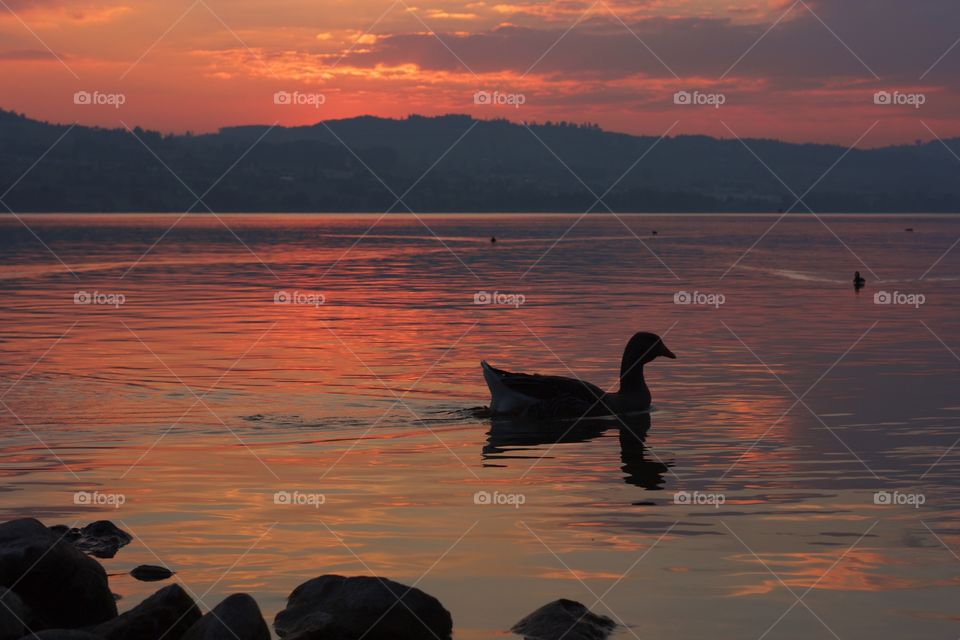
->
660;344;677;359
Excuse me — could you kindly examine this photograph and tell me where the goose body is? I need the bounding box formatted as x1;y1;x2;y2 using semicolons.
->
481;332;675;419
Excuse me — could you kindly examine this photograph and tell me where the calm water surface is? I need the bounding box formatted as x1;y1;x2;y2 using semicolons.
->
1;214;958;639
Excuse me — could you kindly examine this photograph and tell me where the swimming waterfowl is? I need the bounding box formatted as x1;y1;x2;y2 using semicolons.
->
481;332;675;418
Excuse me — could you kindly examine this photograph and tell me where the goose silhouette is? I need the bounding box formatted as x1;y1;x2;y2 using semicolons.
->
481;332;675;418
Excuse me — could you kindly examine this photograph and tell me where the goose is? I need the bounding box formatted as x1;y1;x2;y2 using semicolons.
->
481;332;675;418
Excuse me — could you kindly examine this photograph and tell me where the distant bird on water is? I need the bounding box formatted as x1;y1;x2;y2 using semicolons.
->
481;332;675;418
853;271;866;289
490;236;497;244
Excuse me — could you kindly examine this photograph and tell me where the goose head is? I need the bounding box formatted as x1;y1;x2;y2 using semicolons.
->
618;332;675;394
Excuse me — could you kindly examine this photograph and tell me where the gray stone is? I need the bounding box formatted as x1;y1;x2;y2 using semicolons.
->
0;519;117;628
274;575;452;640
511;599;616;640
90;584;200;640
182;594;269;640
130;565;174;583
51;522;132;560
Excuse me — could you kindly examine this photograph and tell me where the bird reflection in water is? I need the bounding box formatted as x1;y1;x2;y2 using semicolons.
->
481;411;671;490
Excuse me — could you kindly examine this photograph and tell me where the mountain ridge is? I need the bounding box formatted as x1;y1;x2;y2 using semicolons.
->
1;109;958;213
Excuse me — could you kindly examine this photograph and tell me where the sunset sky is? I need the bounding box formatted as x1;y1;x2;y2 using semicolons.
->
2;0;959;145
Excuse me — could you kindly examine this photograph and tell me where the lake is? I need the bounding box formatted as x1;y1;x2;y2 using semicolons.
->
0;213;958;639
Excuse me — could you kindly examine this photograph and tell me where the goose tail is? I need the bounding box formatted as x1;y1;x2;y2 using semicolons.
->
481;361;510;413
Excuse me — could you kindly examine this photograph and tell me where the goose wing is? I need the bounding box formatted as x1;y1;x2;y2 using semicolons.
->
482;361;607;416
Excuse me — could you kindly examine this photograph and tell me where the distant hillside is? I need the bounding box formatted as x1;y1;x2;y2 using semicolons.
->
1;109;958;213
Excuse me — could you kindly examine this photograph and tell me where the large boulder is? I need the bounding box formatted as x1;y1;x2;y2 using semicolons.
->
0;519;117;628
90;584;200;640
182;594;269;640
511;599;616;640
0;588;29;640
274;575;452;640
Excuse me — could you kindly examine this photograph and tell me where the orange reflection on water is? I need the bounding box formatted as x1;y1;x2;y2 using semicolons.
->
730;547;917;597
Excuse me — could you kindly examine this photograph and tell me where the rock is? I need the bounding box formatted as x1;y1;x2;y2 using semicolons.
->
130;565;174;582
511;599;615;640
274;575;452;640
182;594;269;640
0;588;29;640
52;522;132;560
20;632;104;639
90;584;200;640
0;518;117;628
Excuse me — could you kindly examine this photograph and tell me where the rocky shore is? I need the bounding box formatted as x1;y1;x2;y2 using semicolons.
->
0;518;616;640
